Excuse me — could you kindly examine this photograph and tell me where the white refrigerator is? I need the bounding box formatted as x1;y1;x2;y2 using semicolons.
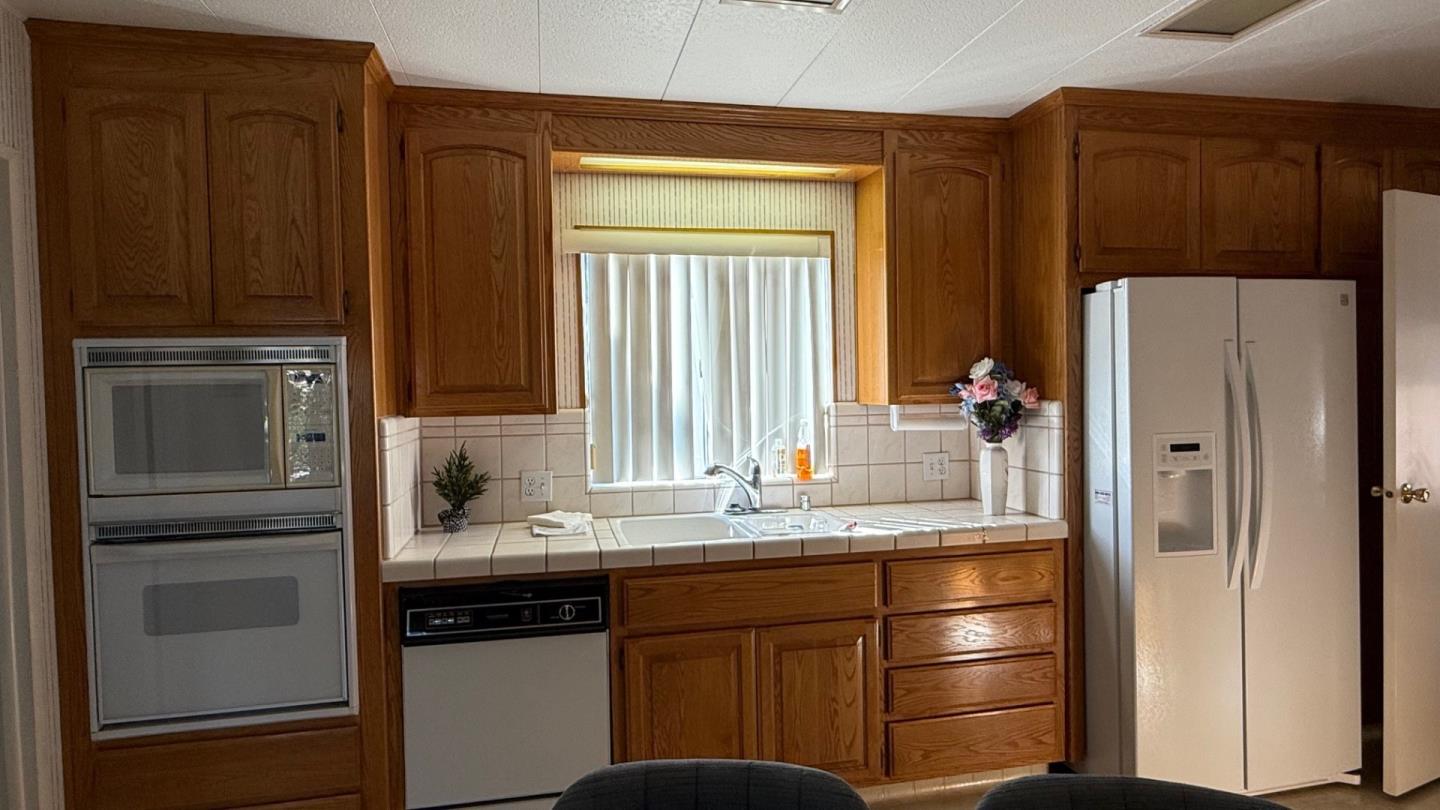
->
1083;277;1360;795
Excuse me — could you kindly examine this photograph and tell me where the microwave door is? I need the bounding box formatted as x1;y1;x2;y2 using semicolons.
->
85;367;286;496
88;532;349;728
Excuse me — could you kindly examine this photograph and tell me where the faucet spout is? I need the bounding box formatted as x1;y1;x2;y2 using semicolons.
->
705;460;763;513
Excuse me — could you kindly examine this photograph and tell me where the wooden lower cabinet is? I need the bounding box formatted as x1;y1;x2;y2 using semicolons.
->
615;543;1066;785
238;796;362;810
758;620;882;781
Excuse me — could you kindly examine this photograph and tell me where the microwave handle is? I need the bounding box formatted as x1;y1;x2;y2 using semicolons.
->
89;532;341;564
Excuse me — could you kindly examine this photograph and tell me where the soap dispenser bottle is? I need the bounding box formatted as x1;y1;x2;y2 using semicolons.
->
795;419;813;482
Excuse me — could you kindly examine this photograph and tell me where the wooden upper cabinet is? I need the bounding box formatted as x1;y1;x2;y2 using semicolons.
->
208;94;343;324
890;149;999;402
1392;147;1440;195
1079;131;1202;272
1320;144;1387;279
624;630;757;762
404;126;555;415
64;88;212;325
1201;138;1318;274
758;620;881;781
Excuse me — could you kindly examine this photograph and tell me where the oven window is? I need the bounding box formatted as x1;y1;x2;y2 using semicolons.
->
111;383;270;475
142;576;300;636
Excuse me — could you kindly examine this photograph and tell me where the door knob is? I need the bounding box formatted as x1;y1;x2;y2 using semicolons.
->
1401;483;1431;504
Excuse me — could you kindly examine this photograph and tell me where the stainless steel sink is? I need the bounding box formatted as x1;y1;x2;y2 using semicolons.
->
611;511;850;547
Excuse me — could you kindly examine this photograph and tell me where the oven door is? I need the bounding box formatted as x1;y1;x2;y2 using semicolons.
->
85;366;285;495
89;532;348;728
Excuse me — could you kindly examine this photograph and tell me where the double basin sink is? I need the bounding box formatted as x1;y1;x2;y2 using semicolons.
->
611;511;851;547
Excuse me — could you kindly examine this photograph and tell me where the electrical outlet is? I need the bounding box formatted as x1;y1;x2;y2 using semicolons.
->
921;451;950;482
520;470;552;502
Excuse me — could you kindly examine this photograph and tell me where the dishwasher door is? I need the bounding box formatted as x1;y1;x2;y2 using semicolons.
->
402;631;611;809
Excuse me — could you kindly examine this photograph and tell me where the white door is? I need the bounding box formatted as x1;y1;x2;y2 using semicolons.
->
1238;280;1360;792
1382;190;1440;796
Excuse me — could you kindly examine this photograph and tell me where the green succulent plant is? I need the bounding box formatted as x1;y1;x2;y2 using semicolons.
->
431;442;491;510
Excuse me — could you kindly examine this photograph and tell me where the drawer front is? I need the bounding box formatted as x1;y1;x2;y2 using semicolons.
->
623;562;877;631
887;604;1055;663
888;655;1057;718
887;551;1056;609
888;704;1061;779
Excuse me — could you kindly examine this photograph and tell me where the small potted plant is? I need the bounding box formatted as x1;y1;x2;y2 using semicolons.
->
952;358;1039;515
431;442;491;533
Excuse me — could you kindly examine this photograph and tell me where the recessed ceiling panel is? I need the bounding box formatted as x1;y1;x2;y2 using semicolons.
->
538;0;698;98
1153;0;1307;37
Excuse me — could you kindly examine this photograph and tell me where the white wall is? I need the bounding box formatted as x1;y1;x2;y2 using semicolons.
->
0;2;62;807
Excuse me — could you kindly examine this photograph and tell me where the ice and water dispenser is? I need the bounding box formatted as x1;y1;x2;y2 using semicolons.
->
1153;433;1217;555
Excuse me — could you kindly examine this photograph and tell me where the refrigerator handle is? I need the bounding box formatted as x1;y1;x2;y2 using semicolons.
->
1243;340;1269;589
1224;339;1250;591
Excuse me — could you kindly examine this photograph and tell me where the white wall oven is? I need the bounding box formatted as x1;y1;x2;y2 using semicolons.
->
76;339;355;738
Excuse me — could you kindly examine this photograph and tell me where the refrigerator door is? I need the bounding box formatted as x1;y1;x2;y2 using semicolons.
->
1117;277;1246;793
1239;279;1361;792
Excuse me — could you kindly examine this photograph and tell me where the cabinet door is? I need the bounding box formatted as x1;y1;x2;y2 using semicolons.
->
892;150;998;402
1320;144;1387;279
1079;131;1202;272
208;94;343;324
64;88;211;325
624;630;757;761
1392;147;1440;195
1201;138;1318;274
758;620;881;781
405;127;554;415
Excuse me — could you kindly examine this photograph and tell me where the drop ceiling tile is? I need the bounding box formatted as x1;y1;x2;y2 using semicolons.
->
538;0;698;98
665;0;848;106
373;0;539;90
892;0;1180;115
7;0;218;30
779;0;1022;112
1284;11;1440;106
203;0;403;74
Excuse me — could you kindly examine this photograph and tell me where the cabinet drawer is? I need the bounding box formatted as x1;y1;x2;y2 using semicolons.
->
887;551;1056;609
888;655;1057;718
888;704;1061;779
887;605;1055;663
623;562;877;631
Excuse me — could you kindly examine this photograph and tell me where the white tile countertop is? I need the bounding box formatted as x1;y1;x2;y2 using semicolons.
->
382;500;1068;583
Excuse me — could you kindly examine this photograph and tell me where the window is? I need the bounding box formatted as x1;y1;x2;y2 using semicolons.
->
582;250;834;485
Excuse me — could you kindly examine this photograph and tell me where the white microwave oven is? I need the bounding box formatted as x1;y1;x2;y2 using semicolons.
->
79;341;343;497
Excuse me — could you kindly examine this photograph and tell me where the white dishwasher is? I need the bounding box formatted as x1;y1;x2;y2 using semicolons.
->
400;578;612;809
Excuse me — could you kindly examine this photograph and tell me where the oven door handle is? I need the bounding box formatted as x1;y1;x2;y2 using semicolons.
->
89;532;341;563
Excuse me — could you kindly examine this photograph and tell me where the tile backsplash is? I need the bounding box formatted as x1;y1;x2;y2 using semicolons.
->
378;401;1065;557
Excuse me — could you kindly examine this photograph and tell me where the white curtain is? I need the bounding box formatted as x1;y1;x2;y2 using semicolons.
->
584;253;834;484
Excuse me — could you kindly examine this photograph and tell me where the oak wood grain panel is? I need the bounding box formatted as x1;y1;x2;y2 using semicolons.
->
404;125;555;414
1320;144;1386;280
854;168;889;405
891;128;1003;154
1079;130;1201;272
887;604;1056;664
237;796;361;810
887;655;1057;719
624;630;758;761
26;19;377;65
1392;147;1440;195
1201;138;1318;274
92;726;362;810
64;87;212;325
758;620;881;781
209;93;344;324
1007;107;1068;400
888;704;1061;778
886;551;1057;610
623;562;877;631
891;149;998;402
551;114;883;165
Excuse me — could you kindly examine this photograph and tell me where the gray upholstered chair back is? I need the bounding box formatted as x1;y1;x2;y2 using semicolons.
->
977;775;1286;809
553;760;869;810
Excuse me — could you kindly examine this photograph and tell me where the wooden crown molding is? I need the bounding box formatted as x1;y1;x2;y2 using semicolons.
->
24;19;380;66
1053;86;1440;123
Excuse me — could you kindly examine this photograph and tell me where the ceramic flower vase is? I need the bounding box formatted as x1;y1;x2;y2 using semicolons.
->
979;442;1008;516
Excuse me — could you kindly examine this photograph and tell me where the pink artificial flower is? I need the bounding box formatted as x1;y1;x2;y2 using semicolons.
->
1021;386;1040;409
957;384;975;400
972;376;1000;402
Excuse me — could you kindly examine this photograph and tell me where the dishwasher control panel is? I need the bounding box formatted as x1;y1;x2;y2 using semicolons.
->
400;577;607;644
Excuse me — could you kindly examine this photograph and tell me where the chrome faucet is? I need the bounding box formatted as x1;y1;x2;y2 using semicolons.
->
706;459;763;514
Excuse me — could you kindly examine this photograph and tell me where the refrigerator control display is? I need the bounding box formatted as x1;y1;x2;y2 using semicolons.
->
1154;433;1217;556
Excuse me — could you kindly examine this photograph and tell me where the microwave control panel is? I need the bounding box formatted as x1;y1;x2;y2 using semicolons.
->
283;364;339;488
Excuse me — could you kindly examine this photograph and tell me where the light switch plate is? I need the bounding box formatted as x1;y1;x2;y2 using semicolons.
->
922;452;950;481
520;470;552;502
